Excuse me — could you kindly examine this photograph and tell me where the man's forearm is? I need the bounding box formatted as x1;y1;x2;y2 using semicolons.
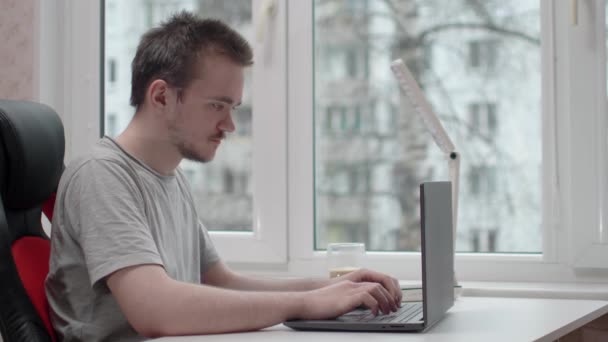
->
109;264;400;337
220;273;331;292
203;263;332;292
109;265;312;337
140;279;304;336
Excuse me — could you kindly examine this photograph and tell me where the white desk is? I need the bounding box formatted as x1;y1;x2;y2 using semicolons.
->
153;297;608;342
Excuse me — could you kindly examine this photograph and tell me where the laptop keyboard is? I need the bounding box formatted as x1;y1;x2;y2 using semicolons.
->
337;302;423;323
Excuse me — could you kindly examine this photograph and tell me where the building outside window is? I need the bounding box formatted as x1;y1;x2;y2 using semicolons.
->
314;0;540;253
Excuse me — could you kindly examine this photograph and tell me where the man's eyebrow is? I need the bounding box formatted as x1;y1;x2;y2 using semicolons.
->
210;96;242;107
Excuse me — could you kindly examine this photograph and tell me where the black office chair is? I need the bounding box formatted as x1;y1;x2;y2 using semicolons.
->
0;99;64;342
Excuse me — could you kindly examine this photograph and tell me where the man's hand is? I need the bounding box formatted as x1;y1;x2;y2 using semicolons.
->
295;280;399;320
328;268;402;309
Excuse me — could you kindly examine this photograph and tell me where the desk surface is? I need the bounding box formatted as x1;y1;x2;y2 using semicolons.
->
153;297;608;342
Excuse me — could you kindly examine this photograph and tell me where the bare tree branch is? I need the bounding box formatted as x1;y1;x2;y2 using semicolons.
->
417;22;540;46
379;0;418;35
465;0;496;26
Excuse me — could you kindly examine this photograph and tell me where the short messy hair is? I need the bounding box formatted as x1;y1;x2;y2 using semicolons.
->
130;11;253;108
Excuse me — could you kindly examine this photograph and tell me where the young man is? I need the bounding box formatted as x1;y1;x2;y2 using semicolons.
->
46;12;402;341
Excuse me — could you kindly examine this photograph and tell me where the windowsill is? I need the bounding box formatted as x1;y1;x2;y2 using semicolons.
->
237;261;608;298
397;280;608;301
454;281;608;300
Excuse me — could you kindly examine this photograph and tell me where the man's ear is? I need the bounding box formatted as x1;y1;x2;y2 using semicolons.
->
147;79;175;110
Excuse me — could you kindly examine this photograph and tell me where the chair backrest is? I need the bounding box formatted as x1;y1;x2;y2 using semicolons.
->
0;100;64;342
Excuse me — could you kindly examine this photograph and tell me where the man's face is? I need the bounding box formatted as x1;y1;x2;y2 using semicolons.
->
168;53;244;163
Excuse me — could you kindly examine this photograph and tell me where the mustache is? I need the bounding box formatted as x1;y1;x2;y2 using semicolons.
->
210;132;226;140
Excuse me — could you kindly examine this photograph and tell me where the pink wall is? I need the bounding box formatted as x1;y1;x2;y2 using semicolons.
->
0;0;36;100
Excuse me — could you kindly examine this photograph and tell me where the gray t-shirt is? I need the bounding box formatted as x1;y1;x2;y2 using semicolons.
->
45;137;220;342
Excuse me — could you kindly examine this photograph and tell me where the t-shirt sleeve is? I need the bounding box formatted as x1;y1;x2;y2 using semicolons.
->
199;220;220;275
65;160;163;286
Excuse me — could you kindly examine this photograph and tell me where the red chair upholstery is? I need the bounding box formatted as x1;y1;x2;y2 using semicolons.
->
0;100;64;342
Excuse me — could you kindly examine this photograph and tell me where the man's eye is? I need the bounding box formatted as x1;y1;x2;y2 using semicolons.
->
210;102;225;111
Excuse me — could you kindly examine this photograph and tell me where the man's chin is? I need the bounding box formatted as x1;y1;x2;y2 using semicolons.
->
181;149;214;164
187;155;213;163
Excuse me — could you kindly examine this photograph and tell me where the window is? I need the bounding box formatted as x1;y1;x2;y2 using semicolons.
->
52;0;608;280
108;59;117;83
323;104;363;135
468;165;496;196
313;0;540;253
320;162;370;196
288;0;608;281
469;102;498;141
469;228;499;252
469;39;499;70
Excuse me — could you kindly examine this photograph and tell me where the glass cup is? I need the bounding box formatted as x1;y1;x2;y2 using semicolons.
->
327;242;366;278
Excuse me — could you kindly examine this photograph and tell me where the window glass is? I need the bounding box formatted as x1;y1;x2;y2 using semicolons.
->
314;0;541;252
104;0;253;231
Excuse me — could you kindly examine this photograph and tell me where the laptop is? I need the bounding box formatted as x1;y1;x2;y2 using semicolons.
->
284;181;454;332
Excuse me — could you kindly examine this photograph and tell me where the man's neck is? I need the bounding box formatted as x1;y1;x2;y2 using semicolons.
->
115;115;181;176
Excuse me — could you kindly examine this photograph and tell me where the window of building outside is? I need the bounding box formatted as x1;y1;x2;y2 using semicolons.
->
469;102;498;141
314;0;541;253
469;39;499;70
103;0;254;232
108;59;117;83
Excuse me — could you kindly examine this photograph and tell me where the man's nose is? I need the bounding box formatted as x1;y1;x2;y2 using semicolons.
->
219;113;236;133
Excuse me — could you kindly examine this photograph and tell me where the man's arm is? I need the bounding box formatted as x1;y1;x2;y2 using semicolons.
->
107;264;397;337
203;261;329;291
204;261;403;303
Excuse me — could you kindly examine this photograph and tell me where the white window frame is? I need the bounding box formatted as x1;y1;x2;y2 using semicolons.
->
38;0;288;264
286;0;608;282
211;0;288;264
559;0;608;268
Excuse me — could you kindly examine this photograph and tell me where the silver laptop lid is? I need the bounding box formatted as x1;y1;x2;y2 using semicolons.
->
420;181;454;329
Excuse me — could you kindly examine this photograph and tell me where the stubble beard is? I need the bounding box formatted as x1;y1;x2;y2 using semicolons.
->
176;138;214;164
168;123;214;164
